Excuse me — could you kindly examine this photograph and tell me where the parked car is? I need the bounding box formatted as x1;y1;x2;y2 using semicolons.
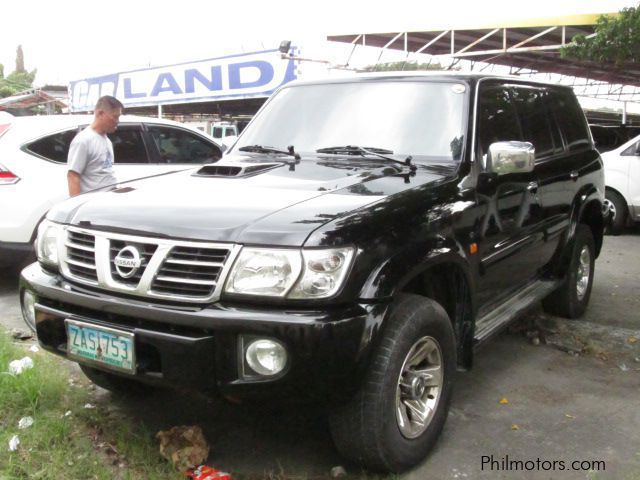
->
20;73;604;472
0;114;223;268
590;124;640;153
600;133;640;233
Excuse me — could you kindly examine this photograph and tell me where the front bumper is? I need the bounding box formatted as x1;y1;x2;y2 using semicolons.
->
20;263;388;401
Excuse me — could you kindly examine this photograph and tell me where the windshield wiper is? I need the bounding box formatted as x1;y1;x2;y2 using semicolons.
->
316;145;393;155
239;144;301;160
316;145;416;172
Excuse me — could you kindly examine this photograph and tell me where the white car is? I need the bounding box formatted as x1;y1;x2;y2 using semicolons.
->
0;114;223;268
601;133;640;234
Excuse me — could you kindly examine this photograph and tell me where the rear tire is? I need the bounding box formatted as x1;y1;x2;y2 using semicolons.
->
80;365;156;397
543;224;595;319
604;190;627;235
328;294;456;472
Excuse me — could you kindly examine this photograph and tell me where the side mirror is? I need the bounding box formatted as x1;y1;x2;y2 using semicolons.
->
484;141;535;175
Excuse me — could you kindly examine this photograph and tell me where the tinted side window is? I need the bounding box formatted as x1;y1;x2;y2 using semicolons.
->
478;86;521;155
26;128;79;163
510;87;556;158
108;126;148;164
550;90;591;151
147;126;222;164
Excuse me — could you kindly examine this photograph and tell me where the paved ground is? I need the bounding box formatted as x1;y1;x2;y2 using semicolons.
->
1;228;639;479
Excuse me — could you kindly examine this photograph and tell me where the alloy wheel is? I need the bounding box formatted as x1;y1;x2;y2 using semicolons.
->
576;245;591;301
603;198;616;221
396;336;443;439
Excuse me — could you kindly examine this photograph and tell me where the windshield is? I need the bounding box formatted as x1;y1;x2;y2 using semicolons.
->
233;80;467;162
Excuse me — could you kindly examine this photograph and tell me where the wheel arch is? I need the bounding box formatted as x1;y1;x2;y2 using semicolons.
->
577;194;605;258
399;258;474;370
358;247;475;370
549;185;604;281
604;186;630;222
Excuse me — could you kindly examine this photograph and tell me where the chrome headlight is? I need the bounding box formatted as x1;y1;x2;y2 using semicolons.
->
36;219;62;267
225;248;302;297
224;246;354;299
288;247;354;298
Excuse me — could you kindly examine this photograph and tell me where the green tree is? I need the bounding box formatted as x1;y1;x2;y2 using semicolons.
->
0;44;37;98
561;6;640;65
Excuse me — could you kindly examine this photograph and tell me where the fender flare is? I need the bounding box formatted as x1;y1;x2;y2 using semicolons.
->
359;238;476;368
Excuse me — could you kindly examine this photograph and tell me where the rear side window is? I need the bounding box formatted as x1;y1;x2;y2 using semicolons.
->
26;128;80;163
108;125;148;164
549;90;591;151
147;125;222;164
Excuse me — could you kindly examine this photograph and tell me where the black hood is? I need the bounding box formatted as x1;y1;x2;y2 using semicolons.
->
48;154;456;247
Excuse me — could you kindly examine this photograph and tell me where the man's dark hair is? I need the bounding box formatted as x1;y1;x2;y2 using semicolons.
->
95;95;124;112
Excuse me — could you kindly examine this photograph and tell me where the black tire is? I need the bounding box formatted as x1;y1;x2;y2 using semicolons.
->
542;224;595;319
328;294;456;472
79;365;156;397
604;189;627;235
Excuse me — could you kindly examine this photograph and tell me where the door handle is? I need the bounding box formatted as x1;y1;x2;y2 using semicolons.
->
527;181;539;193
570;171;579;181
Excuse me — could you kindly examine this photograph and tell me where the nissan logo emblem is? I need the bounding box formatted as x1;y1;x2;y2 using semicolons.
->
114;246;142;279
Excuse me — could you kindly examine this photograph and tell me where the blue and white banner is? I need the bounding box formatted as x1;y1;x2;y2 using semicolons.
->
69;49;297;112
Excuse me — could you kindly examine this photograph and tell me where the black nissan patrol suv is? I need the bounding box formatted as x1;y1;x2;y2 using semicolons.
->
20;73;605;472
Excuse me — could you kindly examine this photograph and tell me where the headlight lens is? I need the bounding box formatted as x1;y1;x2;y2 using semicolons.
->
289;247;354;298
224;246;354;299
225;248;302;297
36;219;62;267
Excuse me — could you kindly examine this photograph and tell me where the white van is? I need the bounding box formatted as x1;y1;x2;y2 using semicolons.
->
211;122;238;149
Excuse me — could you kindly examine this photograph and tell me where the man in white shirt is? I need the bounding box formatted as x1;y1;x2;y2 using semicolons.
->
67;95;123;196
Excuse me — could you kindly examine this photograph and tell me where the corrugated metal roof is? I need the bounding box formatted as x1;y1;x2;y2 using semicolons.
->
327;12;640;89
0;89;67;111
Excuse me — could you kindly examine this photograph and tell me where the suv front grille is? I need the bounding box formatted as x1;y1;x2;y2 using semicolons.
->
152;246;229;298
60;228;240;303
64;231;97;283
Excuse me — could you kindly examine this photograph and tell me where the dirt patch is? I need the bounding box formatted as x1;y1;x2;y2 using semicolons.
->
511;309;640;370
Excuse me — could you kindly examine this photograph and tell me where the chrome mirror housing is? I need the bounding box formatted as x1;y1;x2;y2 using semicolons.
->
485;141;535;175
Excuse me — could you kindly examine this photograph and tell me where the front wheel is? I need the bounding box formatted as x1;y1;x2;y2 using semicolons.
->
329;294;456;472
543;224;595;318
604;190;627;235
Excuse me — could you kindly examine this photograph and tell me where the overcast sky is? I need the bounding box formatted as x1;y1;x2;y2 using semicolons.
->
0;0;636;87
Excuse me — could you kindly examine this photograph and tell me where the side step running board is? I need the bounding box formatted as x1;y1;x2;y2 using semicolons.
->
474;278;560;346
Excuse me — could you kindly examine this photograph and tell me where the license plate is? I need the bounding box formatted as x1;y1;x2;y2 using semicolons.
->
65;319;136;374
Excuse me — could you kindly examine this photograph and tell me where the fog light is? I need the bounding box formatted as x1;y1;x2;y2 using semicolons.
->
21;290;36;333
245;339;287;377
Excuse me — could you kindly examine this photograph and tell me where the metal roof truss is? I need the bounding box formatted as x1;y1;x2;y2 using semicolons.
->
329;24;640;103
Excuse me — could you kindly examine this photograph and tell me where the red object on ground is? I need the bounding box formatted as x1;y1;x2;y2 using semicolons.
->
185;465;232;480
